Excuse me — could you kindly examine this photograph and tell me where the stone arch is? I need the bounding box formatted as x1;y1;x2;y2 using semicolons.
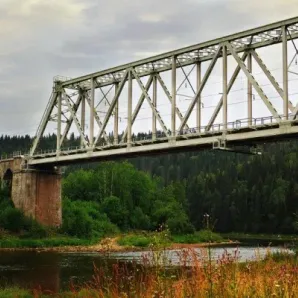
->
2;168;13;194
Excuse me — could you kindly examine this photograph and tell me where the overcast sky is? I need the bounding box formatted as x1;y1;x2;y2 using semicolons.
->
1;0;298;137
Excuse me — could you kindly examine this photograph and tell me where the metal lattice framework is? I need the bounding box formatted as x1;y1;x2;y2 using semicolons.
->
29;17;298;166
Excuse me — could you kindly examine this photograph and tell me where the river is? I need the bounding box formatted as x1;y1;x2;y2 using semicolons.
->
0;246;293;293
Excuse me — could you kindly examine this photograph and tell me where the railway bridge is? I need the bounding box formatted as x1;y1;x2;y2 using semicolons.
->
1;16;298;226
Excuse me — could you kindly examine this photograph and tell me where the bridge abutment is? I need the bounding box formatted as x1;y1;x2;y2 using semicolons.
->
0;158;62;227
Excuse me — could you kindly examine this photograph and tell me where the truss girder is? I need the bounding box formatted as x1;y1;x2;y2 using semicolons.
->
56;17;298;90
29;17;298;158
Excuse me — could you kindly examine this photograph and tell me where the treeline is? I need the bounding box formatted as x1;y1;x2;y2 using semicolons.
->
1;134;298;235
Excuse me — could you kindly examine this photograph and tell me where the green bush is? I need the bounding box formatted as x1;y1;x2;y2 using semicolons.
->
195;229;223;242
166;214;195;234
130;207;151;230
118;232;171;248
62;198;119;238
101;196;129;229
62;207;93;238
0;207;26;233
118;235;151;247
171;230;223;244
20;219;49;239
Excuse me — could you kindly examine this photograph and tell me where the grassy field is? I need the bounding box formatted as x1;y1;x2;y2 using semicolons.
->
117;230;225;248
0;236;96;249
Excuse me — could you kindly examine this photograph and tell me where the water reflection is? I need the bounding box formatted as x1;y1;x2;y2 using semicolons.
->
0;246;293;292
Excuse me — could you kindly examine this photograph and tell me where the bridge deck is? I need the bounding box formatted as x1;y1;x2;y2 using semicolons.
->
28;117;298;166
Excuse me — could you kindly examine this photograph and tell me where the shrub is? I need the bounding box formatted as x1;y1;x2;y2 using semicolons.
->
166;213;195;234
130;207;151;230
0;207;26;233
101;196;129;229
171;230;223;244
195;229;223;242
118;235;151;247
20;219;49;239
62;198;119;239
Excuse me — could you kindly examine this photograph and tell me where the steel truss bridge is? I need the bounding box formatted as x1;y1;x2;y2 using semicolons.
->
26;16;298;166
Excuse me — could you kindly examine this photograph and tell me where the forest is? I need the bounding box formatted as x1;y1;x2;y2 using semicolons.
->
1;133;298;237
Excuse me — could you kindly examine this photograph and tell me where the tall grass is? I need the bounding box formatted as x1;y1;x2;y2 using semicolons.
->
70;248;298;298
2;247;297;297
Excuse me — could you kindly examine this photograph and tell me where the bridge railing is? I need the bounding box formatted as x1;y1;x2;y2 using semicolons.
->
28;114;297;159
0;151;24;161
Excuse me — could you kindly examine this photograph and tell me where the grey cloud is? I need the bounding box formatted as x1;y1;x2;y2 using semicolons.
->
0;0;297;136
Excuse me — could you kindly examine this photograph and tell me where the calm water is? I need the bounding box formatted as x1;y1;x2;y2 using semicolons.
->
0;246;293;292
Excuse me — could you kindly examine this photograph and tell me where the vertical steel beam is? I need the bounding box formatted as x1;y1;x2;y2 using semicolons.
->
127;70;133;146
178;46;222;131
90;78;95;146
282;26;289;120
196;62;201;132
171;56;176;137
222;45;228;132
120;75;153;143
114;82;119;145
247;52;253;126
56;92;62;154
81;91;86;147
205;52;248;131
153;75;157;140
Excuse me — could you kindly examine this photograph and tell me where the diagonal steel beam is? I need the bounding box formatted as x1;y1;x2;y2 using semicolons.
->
251;50;294;112
177;59;196;95
292;104;298;119
62;90;90;148
60;92;82;146
94;70;129;146
131;69;170;138
155;74;190;130
178;46;222;132
98;86;113;108
120;75;153;143
226;42;280;120
30;90;58;156
206;52;248;131
85;93;110;145
176;65;196;92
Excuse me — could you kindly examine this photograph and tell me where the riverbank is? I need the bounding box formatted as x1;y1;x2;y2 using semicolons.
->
0;236;237;253
222;232;298;245
0;231;296;253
